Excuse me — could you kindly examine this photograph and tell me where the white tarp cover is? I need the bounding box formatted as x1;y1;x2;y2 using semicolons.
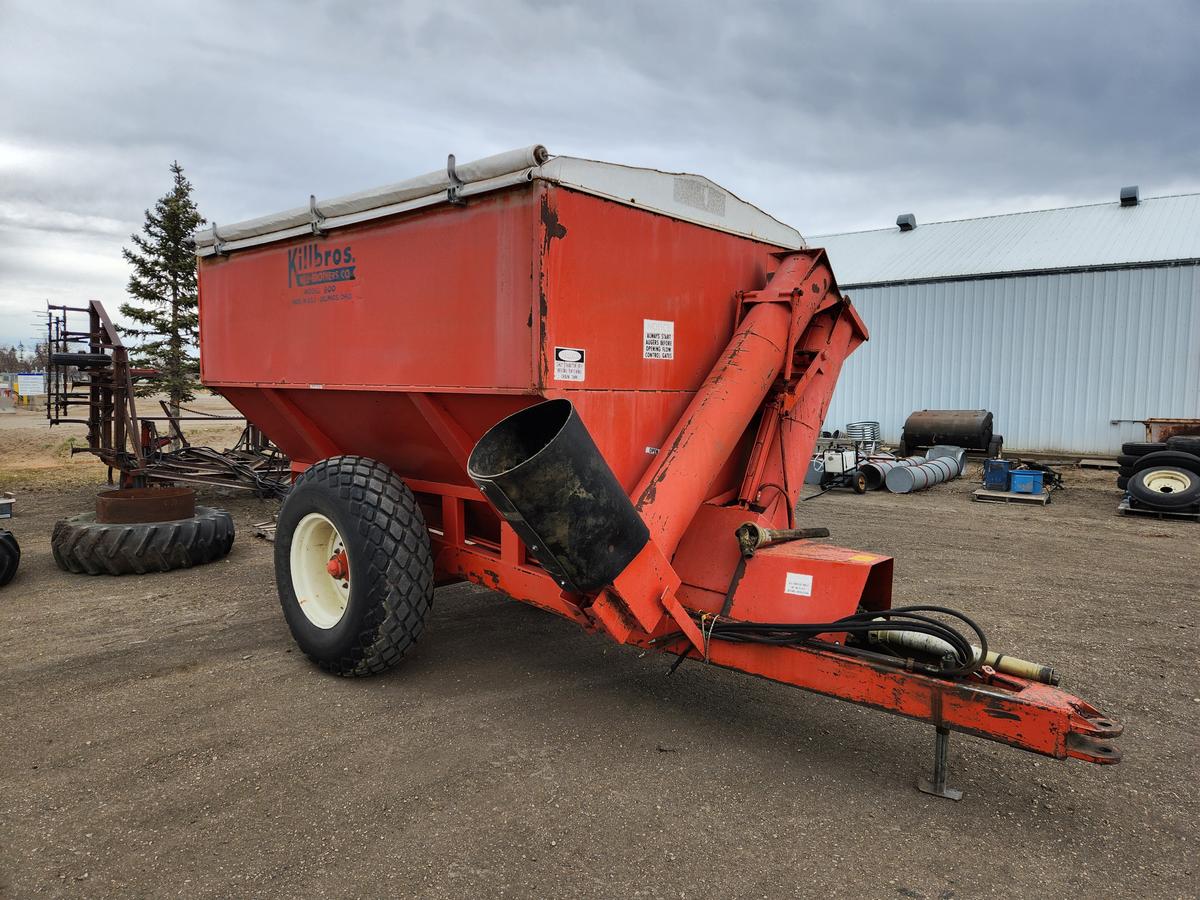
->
194;145;548;249
194;145;804;255
535;156;803;250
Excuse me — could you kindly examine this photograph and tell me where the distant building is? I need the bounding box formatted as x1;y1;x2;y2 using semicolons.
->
814;189;1200;454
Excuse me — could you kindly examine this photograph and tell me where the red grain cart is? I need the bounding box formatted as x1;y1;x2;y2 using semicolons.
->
196;146;1119;796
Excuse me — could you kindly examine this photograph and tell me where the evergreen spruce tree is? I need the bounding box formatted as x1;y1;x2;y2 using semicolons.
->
119;162;206;427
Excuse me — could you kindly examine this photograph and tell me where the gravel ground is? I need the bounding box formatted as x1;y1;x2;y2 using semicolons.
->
0;465;1196;898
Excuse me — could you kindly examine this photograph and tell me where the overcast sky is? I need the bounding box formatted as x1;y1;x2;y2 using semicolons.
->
2;0;1197;347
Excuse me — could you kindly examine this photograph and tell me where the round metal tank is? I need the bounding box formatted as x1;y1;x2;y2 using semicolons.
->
900;409;993;454
885;456;961;494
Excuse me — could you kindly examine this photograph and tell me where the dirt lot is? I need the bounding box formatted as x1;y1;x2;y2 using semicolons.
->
0;414;1196;898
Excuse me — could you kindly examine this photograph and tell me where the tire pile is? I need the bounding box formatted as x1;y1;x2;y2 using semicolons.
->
51;507;235;575
1116;436;1200;514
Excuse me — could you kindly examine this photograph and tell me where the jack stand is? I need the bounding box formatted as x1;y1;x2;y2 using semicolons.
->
917;726;963;801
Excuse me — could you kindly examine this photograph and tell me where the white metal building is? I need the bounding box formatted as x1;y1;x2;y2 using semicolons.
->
815;190;1200;454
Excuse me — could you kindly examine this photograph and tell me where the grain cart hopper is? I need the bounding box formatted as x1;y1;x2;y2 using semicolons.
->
194;146;1120;796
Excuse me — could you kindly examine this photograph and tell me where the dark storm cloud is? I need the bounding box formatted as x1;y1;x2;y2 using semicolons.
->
1;0;1197;344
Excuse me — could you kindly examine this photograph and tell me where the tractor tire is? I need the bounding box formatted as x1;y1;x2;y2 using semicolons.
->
274;455;434;677
1127;466;1200;510
1121;441;1166;457
1115;454;1137;467
1118;465;1134;478
51;507;234;575
1166;435;1200;456
0;530;19;587
1130;450;1200;478
1116;475;1128;491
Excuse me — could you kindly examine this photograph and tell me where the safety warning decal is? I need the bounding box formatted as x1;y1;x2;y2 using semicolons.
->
554;347;586;382
784;572;813;597
643;319;674;360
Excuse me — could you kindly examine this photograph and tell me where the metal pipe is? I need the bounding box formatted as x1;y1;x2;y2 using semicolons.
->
735;522;831;558
633;300;791;557
860;455;924;490
885;456;959;493
927;444;967;475
868;626;1061;685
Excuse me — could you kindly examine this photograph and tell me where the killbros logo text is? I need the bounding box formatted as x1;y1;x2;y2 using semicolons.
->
287;243;356;288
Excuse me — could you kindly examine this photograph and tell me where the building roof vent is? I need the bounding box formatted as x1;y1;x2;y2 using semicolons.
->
1120;185;1139;207
896;213;916;232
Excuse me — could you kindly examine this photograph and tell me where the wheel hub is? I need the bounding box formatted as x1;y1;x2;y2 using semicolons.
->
326;550;349;580
1142;468;1191;495
290;512;351;629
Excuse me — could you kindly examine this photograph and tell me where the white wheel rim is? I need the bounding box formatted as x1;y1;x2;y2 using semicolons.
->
290;512;350;629
1141;469;1192;495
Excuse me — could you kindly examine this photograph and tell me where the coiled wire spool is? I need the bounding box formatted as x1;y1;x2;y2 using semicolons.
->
885;456;960;493
846;420;881;454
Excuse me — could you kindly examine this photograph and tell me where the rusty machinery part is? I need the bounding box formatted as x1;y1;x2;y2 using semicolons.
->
95;487;196;524
51;507;234;576
274;456;434;677
45;301;288;495
468;398;649;594
0;530;19;587
735;522;831;558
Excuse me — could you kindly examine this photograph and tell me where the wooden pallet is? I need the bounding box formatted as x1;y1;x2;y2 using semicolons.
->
1078;457;1119;470
972;487;1051;506
1117;498;1199;521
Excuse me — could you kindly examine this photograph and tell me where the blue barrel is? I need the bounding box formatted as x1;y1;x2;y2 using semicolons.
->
1010;470;1044;494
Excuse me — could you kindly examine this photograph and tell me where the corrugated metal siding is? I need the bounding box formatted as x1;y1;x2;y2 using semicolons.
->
824;265;1200;454
812;193;1200;285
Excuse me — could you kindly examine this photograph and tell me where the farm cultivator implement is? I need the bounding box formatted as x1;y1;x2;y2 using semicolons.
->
194;146;1121;795
45;300;290;496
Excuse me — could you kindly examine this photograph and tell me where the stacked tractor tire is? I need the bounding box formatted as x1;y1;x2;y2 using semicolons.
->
1116;436;1200;514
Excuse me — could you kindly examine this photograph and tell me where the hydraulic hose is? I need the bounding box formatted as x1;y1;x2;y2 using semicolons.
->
654;605;989;681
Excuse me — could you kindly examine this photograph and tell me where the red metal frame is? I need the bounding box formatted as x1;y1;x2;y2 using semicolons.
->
396;470;1119;765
